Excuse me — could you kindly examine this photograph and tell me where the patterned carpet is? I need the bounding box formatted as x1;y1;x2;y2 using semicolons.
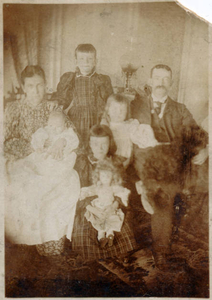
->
5;188;209;298
5;220;209;298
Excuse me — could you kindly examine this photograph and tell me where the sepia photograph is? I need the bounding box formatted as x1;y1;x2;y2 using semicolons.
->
3;0;210;298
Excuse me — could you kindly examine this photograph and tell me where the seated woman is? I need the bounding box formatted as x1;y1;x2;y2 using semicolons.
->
5;65;80;256
72;124;137;261
4;65;63;160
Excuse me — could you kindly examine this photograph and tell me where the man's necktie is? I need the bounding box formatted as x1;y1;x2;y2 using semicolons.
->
154;101;163;115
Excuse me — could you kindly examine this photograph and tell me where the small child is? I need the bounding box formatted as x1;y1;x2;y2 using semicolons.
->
80;159;130;249
51;44;113;143
101;93;158;168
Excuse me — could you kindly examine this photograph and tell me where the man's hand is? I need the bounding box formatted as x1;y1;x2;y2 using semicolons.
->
135;180;144;195
192;147;208;165
45;138;66;160
135;180;154;215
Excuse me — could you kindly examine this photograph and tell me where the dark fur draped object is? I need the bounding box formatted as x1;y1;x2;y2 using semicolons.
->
141;125;207;183
134;125;208;209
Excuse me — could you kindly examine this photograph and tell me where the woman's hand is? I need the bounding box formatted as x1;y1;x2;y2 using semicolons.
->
47;100;58;111
86;205;105;218
45;138;66;160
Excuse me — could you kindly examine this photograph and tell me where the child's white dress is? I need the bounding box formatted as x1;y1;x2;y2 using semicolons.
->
84;185;130;235
5;126;80;245
109;119;158;160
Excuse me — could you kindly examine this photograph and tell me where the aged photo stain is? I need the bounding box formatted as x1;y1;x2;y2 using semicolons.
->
3;1;209;298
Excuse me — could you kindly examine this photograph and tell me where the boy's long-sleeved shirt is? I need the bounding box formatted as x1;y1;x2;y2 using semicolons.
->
51;70;113;141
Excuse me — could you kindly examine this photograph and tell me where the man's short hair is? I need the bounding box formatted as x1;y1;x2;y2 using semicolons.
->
21;65;46;85
150;64;172;78
75;44;96;58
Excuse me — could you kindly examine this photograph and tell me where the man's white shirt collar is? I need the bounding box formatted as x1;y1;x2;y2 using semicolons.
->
151;94;168;118
152;94;168;104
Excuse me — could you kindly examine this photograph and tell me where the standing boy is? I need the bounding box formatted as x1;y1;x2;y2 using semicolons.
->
51;44;113;143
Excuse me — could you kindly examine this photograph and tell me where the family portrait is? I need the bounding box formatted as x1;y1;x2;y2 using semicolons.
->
3;0;210;298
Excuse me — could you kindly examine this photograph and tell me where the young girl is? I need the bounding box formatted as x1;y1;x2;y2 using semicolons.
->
80;159;130;249
101;94;158;168
5;111;80;255
71;124;137;260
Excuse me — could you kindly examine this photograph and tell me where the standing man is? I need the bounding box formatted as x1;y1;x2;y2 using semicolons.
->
131;64;208;271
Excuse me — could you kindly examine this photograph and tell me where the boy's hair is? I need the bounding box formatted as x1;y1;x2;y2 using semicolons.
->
89;124;117;156
92;158;122;186
21;65;46;85
150;64;172;78
75;44;96;58
104;93;131;123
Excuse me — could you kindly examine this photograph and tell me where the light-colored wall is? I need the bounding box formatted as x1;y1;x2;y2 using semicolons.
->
178;13;209;124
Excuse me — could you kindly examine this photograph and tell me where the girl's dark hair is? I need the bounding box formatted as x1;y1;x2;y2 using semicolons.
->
89;124;117;156
21;65;46;85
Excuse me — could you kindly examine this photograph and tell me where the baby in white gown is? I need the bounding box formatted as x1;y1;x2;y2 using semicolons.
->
23;111;79;178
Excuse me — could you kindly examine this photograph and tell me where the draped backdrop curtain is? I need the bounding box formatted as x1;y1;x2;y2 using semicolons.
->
178;12;209;124
4;3;209;124
4;5;63;98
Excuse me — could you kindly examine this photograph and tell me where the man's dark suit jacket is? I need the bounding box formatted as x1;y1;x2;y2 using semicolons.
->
131;91;208;181
131;92;201;142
